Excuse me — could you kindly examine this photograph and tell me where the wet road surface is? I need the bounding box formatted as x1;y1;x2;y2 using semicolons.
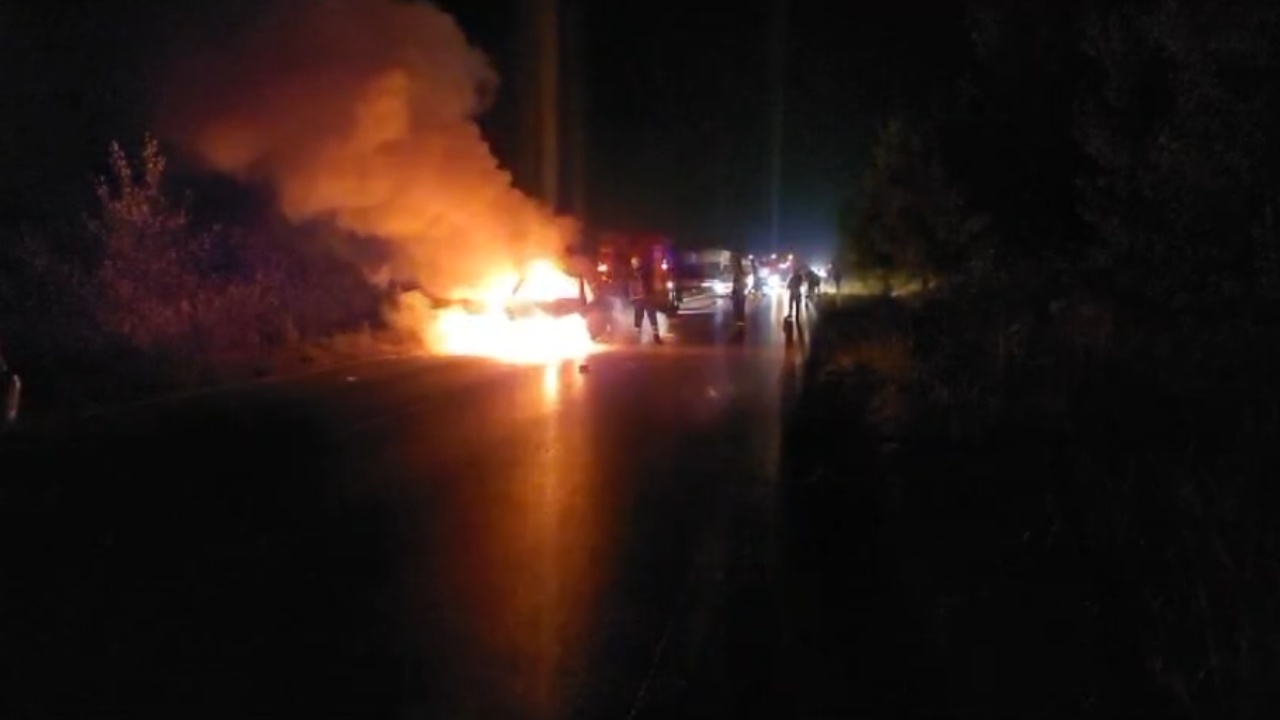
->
0;293;821;719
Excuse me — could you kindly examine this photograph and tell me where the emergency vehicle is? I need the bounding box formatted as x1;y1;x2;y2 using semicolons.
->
595;232;681;315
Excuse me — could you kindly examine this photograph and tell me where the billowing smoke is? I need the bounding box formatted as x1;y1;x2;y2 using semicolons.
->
158;0;574;296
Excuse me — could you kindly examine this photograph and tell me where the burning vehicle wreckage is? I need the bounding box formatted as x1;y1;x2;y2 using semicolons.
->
392;253;626;371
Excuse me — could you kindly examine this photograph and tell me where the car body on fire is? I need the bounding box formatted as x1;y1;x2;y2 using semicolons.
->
503;280;590;321
503;258;617;342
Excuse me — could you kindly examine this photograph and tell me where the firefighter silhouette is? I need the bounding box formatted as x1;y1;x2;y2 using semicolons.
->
628;257;663;344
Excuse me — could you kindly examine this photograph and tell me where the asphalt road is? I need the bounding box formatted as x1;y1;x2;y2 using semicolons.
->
0;292;822;719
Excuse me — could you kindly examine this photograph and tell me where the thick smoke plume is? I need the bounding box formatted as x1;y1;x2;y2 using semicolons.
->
159;0;574;295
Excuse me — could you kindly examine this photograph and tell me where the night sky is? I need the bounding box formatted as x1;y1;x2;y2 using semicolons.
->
1;0;891;254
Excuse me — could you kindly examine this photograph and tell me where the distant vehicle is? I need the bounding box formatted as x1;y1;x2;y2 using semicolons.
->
693;249;735;297
749;252;796;294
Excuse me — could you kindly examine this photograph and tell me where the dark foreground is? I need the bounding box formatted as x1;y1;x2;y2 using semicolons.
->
0;293;818;719
11;290;1266;719
783;294;1280;719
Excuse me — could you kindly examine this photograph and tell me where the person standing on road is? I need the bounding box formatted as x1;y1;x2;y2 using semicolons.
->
1;340;19;431
786;267;805;320
730;255;748;326
629;257;663;345
831;265;842;295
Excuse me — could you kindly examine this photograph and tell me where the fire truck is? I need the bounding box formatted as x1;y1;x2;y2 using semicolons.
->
594;232;682;314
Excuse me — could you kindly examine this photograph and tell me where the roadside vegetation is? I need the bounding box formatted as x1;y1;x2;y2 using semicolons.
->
793;2;1280;716
0;136;410;422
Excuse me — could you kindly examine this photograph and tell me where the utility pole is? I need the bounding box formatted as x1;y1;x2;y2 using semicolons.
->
768;0;787;252
565;0;587;229
535;0;560;211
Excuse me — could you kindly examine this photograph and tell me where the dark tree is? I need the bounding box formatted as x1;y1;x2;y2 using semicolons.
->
1075;0;1280;312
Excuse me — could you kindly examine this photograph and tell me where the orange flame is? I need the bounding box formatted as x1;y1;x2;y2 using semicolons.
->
159;0;581;318
424;260;597;364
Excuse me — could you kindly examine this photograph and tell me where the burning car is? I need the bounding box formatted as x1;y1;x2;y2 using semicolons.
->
399;256;607;365
506;257;615;342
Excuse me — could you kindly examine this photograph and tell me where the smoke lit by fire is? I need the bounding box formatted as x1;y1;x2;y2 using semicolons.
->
158;0;593;362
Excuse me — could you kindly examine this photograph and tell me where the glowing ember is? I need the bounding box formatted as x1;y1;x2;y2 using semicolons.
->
425;260;598;364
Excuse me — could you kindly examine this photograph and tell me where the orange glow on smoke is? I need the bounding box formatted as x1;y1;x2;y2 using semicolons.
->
161;0;582;314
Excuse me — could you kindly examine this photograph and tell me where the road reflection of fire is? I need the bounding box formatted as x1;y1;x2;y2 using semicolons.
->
542;362;562;403
425;260;597;365
529;361;590;716
431;360;603;719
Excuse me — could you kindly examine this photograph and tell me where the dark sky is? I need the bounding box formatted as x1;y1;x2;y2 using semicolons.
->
441;0;877;253
1;0;885;255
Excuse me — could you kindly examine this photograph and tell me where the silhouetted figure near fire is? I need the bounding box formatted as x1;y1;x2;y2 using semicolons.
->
786;267;805;320
731;255;748;326
1;339;19;431
629;257;663;344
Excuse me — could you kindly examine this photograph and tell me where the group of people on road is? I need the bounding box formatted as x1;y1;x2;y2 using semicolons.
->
583;254;669;345
729;255;842;326
784;265;821;320
603;253;846;346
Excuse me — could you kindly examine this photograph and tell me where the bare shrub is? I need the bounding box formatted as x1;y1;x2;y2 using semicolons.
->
86;135;280;360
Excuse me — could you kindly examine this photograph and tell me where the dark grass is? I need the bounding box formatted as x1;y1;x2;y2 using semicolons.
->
0;402;410;719
778;293;1280;718
0;318;415;431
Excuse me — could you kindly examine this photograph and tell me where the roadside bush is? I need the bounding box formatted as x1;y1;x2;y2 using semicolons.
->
86;135;276;360
810;0;1280;713
798;296;1280;716
0;136;389;412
